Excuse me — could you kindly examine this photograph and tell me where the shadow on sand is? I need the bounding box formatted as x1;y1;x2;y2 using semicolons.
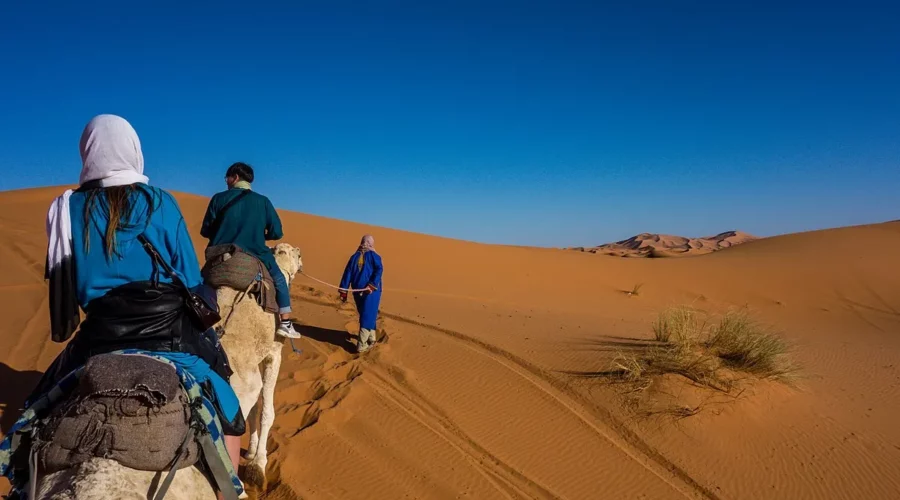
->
295;324;357;354
0;363;43;434
559;335;664;378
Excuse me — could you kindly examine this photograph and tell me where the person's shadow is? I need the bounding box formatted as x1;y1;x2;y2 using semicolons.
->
295;324;356;354
0;363;42;434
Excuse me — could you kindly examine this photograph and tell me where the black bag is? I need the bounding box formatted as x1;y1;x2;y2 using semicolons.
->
133;239;246;434
137;234;222;331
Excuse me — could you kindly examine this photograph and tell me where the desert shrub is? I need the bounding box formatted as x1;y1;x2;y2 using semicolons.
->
651;306;706;344
602;307;796;395
705;311;796;380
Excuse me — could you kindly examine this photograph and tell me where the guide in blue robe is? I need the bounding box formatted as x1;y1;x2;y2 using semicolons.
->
339;235;383;352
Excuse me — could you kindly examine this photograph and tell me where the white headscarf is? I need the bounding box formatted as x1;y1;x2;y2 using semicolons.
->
46;114;149;342
359;234;375;251
356;235;375;271
79;114;149;187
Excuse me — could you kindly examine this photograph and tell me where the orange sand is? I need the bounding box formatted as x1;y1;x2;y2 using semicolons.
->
2;186;899;499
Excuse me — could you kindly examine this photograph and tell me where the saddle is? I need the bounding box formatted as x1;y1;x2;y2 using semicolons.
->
2;352;241;500
35;354;200;473
202;244;278;314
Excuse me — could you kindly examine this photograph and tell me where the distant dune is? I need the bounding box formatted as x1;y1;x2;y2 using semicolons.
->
569;230;758;257
2;186;900;499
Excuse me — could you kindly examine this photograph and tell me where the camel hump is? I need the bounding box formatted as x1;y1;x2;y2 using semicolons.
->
37;354;200;474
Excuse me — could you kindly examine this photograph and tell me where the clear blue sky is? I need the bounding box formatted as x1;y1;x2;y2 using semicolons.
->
1;1;897;247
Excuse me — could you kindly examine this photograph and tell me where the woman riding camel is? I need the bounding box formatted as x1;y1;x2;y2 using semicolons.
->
31;114;244;483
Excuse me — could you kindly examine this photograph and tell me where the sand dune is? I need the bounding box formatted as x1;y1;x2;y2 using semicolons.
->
2;186;900;499
569;231;758;257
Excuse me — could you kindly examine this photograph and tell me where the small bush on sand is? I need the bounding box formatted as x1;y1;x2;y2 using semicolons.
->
603;307;797;396
612;344;728;392
705;311;796;380
651;305;705;344
649;346;726;389
611;353;646;383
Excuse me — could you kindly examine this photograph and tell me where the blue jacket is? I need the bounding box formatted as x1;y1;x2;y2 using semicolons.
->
200;187;282;270
69;185;201;308
340;250;384;292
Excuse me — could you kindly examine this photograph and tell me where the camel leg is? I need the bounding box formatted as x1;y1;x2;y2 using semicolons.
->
230;368;263;422
245;350;282;487
245;395;262;460
228;368;262;498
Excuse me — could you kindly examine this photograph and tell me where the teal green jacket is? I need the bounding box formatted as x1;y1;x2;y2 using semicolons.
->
200;187;282;270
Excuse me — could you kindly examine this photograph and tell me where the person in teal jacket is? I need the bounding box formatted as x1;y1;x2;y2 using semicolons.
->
339;235;383;353
201;162;301;338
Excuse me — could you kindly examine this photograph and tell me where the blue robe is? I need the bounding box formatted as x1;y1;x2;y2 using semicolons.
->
339;250;383;330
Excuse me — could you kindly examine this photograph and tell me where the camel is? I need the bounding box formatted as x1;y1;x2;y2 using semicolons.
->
217;242;302;490
28;243;302;499
36;459;217;499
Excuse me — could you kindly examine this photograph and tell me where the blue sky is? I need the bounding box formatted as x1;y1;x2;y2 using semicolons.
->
1;1;897;246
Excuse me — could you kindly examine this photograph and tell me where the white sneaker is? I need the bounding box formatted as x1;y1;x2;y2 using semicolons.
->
276;322;302;339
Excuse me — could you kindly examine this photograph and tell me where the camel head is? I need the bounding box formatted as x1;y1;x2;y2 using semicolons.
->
271;243;302;281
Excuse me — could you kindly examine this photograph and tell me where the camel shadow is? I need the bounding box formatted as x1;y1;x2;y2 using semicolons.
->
0;363;43;434
296;325;356;354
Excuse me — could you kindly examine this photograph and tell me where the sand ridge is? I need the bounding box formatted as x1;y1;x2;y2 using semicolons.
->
569;230;758;257
2;186;900;499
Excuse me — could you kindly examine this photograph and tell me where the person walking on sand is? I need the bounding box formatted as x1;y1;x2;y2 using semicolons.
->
201;162;301;339
339;235;383;353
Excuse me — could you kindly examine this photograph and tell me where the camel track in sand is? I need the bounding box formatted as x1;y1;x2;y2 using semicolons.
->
289;293;719;500
366;369;557;499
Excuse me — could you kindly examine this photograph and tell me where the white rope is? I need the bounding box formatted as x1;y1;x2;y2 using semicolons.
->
298;272;371;293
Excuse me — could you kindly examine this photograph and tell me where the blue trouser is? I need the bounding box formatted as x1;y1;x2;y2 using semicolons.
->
266;262;292;314
353;290;382;330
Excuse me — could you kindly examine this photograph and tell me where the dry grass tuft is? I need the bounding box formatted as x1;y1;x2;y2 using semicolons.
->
612;344;729;392
705;311;797;380
600;307;798;406
652;305;706;344
610;353;647;384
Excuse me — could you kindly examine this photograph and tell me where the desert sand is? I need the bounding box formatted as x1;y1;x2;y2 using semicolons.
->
2;186;899;499
569;231;758;258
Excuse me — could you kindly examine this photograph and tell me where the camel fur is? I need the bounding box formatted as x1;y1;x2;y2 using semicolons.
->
217;243;302;491
37;458;216;499
31;243;302;499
